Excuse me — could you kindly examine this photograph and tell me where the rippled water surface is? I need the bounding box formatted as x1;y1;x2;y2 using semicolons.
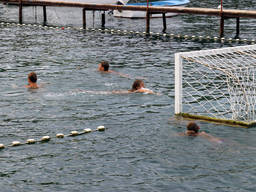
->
1;0;256;191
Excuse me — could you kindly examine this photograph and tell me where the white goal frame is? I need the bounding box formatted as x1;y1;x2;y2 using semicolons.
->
175;44;256;127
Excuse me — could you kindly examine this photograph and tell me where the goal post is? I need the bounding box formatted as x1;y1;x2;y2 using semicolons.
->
175;52;183;114
174;44;256;127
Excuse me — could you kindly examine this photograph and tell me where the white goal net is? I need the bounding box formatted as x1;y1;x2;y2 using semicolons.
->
175;44;256;127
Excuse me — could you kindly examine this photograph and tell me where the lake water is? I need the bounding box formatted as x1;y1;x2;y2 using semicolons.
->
1;0;256;191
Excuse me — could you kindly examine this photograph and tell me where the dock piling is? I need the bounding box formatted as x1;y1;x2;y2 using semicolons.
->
18;0;22;24
220;14;224;38
146;11;150;34
101;11;105;28
82;8;86;29
235;17;240;39
162;13;166;33
43;5;47;26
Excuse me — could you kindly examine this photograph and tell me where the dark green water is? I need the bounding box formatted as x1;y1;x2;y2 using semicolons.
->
1;0;256;191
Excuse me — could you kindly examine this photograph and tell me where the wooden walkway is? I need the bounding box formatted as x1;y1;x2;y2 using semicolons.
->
2;0;256;37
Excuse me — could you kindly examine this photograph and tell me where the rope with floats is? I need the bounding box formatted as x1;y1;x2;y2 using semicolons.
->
0;21;254;43
0;21;254;44
0;125;106;150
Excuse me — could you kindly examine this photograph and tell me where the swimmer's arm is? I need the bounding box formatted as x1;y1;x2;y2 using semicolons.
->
178;132;186;136
113;72;148;80
134;76;148;80
135;88;157;95
111;71;131;79
111;90;131;94
107;70;148;80
145;89;154;94
199;131;223;143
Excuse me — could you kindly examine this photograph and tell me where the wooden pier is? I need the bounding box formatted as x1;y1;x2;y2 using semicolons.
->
2;0;256;38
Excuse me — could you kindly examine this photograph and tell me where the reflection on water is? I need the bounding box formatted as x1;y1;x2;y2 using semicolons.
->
1;0;256;191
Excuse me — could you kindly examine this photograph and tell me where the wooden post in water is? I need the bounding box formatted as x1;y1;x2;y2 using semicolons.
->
146;11;150;34
219;0;224;38
43;5;47;26
146;0;150;34
19;0;22;24
235;17;240;39
82;8;86;29
219;14;224;38
101;11;105;28
162;13;166;33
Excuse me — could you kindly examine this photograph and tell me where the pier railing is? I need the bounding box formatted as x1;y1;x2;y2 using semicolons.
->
2;0;256;37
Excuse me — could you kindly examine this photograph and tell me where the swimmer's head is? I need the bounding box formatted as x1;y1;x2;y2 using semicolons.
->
187;122;200;133
99;61;109;71
131;79;145;91
28;72;37;83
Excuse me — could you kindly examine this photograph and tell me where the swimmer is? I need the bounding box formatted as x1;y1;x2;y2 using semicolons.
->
25;72;39;89
98;61;111;72
128;79;154;94
111;79;155;94
180;122;223;143
98;61;131;78
74;80;156;95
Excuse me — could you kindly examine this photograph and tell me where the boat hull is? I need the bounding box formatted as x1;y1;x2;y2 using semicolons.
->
113;0;189;19
114;8;179;19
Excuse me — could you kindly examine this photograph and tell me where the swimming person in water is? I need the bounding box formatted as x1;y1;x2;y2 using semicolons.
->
111;79;155;94
75;80;156;95
98;61;111;72
128;79;154;94
25;72;39;89
98;61;131;78
180;122;222;143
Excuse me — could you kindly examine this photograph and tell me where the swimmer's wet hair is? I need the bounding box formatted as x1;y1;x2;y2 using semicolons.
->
187;122;200;133
131;79;144;91
101;61;109;71
28;72;37;83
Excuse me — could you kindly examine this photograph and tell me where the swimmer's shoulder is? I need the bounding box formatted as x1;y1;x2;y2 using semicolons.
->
25;84;39;89
25;82;47;89
137;88;154;94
